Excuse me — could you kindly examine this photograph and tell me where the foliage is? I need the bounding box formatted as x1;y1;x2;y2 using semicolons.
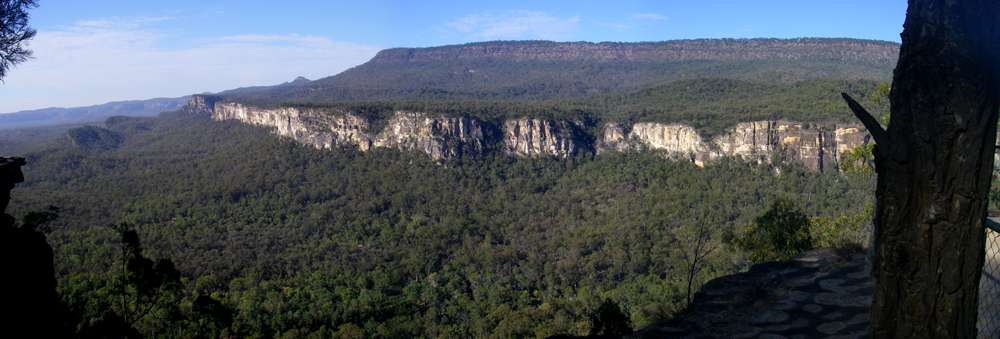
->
236;77;883;138
989;177;1000;213
224;39;895;105
0;0;38;80
18;204;58;231
839;142;875;174
589;299;632;337
838;81;889;174
809;204;874;250
871;81;891;126
110;224;183;332
671;217;722;305
7;111;875;337
735;198;815;262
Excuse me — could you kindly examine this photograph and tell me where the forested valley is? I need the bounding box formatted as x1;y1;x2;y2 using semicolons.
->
4;108;879;337
5;0;1000;335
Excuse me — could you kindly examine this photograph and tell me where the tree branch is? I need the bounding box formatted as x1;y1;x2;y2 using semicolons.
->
841;93;888;146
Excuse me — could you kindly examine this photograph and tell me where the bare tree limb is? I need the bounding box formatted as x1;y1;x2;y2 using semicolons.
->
841;92;888;146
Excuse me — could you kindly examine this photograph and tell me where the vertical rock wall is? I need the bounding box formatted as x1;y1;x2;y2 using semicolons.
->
197;95;874;169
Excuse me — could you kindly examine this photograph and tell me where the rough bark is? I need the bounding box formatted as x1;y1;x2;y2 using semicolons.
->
843;0;1000;337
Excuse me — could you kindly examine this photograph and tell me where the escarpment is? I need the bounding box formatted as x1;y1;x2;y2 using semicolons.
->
209;100;493;160
374;111;490;160
198;96;873;170
600;123;709;164
502;118;587;158
597;121;868;171
212;102;373;151
711;121;856;172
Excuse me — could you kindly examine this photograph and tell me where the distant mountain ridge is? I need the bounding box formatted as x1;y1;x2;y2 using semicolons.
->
1;38;901;130
0;76;317;130
224;38;899;104
368;38;897;63
0;97;189;129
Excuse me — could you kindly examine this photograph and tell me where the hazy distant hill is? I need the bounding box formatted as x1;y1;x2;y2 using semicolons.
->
224;38;899;104
0;96;189;129
216;76;312;98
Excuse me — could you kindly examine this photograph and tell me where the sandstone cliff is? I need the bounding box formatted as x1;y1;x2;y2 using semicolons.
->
599;121;869;172
373;111;489;160
709;122;862;172
503;118;586;158
600;123;709;164
199;96;872;170
209;100;497;160
212;102;373;151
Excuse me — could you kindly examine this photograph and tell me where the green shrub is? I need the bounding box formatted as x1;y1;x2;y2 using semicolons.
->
810;204;873;250
589;299;632;337
736;198;813;262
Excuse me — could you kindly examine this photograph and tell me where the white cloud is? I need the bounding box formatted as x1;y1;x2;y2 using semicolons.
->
0;17;381;112
598;13;668;32
447;10;580;40
633;13;668;21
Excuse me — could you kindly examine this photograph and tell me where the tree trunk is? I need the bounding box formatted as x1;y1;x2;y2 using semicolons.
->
844;1;1000;337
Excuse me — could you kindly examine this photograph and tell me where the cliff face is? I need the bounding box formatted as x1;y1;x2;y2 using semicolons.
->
710;122;859;172
213;102;373;151
201;96;872;169
374;111;488;160
503;118;585;158
601;123;709;164
211;101;495;160
597;121;868;171
185;95;218;115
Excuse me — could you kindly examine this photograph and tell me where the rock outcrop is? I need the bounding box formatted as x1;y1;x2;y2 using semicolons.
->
599;121;870;172
710;122;854;172
185;94;219;115
637;249;873;338
0;157;25;214
0;157;70;337
637;241;1000;338
211;100;499;160
503;118;585;158
213;102;373;151
199;95;873;169
374;111;489;160
600;123;709;164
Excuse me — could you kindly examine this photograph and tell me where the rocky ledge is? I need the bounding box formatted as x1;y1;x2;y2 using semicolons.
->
637;249;874;338
636;241;1000;339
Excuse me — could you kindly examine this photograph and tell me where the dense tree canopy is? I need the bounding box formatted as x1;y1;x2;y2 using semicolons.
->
4;110;878;337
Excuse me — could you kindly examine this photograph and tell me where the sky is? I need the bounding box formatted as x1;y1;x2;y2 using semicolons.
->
0;0;907;113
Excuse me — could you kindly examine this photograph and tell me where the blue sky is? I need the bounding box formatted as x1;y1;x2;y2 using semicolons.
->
0;0;907;112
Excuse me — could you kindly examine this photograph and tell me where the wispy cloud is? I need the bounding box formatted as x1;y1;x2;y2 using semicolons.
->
73;16;173;30
598;13;669;32
215;34;334;45
447;10;580;40
0;17;380;112
633;13;668;21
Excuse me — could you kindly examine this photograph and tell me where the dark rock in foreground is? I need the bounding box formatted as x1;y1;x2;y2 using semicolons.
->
637;249;872;338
